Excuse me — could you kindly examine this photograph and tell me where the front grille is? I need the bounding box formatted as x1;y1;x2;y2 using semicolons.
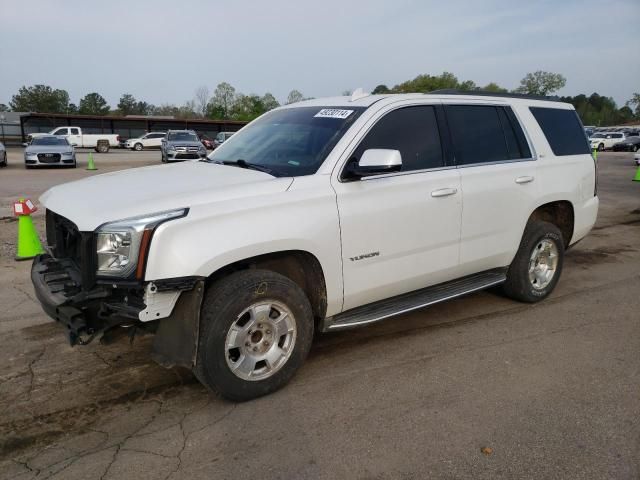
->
46;210;96;288
175;153;199;159
175;146;200;153
38;153;61;163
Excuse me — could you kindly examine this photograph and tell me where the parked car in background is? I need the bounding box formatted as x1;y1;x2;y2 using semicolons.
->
199;134;215;150
160;130;207;162
213;131;235;149
0;142;6;167
29;126;119;153
24;135;76;168
634;151;640;166
612;136;640;152
126;132;166;151
590;132;626;151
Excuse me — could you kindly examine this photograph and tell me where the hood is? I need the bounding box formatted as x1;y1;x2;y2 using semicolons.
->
40;161;293;230
26;144;73;153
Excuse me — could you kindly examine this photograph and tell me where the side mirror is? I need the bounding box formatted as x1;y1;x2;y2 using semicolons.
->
344;149;402;180
22;142;28;147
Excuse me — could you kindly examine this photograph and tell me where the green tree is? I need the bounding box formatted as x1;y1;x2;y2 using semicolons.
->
261;93;280;111
392;72;459;93
209;82;236;119
372;84;390;94
117;93;138;115
515;71;566;96
626;93;640;117
0;104;9;112
482;82;508;93
286;89;304;104
231;94;266;121
78;92;110;115
10;84;70;113
67;103;78;114
458;80;478;91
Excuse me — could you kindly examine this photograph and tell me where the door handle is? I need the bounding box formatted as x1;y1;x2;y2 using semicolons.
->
431;187;458;198
515;176;534;184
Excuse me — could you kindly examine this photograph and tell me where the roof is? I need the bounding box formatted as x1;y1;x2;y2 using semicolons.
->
282;91;572;110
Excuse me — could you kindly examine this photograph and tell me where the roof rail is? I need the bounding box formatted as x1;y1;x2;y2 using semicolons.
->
427;89;561;102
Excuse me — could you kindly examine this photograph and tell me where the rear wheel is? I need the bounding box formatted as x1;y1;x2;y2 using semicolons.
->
194;270;314;401
0;152;6;167
503;221;564;303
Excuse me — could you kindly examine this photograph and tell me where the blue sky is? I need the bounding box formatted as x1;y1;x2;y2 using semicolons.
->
1;0;638;108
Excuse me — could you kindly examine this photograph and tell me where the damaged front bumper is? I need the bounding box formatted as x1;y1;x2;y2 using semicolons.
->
31;254;204;367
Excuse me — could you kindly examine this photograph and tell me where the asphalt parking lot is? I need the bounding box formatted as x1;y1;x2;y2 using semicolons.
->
0;148;638;479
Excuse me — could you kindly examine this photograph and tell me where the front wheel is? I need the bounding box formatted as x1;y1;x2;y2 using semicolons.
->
633;145;639;152
194;270;314;401
597;143;605;152
503;220;564;303
134;143;143;151
0;152;6;167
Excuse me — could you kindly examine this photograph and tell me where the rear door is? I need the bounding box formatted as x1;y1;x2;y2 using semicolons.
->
333;103;463;310
445;103;538;274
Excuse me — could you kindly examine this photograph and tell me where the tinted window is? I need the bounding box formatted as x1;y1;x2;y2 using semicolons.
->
353;106;443;172
69;128;80;135
446;105;509;165
32;137;69;146
611;133;623;139
530;107;590;156
53;129;68;136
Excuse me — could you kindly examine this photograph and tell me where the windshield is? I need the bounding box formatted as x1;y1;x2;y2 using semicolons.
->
32;137;69;146
167;131;198;142
206;106;364;177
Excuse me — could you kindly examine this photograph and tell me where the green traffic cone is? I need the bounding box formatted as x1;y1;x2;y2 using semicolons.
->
15;214;44;261
633;165;640;182
86;152;97;171
592;148;597;161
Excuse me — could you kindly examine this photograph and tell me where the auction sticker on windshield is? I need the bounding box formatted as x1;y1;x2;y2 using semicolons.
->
314;109;354;119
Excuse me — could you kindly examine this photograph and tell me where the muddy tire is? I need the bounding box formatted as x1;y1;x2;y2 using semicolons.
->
503;221;564;303
95;141;110;153
194;270;314;401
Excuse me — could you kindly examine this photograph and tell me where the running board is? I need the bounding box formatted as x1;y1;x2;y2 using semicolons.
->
322;269;507;331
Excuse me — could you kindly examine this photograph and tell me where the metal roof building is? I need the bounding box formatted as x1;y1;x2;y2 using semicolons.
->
15;113;248;144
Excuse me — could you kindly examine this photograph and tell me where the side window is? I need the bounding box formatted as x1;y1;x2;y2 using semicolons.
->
53;128;68;136
69;128;80;135
498;107;532;159
529;107;590;156
352;106;443;172
445;105;509;165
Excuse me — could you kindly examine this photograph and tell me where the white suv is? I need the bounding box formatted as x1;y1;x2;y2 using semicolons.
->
125;132;166;151
589;132;626;151
31;92;598;401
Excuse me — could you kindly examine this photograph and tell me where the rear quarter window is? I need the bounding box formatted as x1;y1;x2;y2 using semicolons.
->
529;107;590;156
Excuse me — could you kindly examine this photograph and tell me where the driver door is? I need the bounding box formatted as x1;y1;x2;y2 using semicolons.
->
332;104;462;311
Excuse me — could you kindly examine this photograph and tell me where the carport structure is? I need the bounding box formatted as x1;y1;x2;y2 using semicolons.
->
19;113;248;143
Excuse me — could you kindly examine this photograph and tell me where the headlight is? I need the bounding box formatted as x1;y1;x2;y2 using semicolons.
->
62;151;74;156
96;208;188;278
25;152;38;158
167;145;176;151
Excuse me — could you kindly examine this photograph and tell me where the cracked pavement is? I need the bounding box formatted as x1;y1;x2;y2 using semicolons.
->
0;150;639;479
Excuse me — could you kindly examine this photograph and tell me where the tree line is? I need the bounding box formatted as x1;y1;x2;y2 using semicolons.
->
1;71;638;126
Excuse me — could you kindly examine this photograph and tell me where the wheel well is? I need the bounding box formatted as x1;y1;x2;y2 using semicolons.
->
528;201;574;247
207;251;328;323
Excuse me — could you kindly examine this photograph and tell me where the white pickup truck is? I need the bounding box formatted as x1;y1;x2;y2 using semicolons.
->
31;91;598;401
29;126;119;153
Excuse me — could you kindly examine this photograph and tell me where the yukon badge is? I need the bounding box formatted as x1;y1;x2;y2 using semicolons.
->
350;251;380;262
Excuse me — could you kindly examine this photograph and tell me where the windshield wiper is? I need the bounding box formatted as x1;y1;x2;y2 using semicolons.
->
222;159;274;175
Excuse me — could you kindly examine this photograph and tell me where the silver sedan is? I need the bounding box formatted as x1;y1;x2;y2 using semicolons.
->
24;135;76;168
0;142;6;167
